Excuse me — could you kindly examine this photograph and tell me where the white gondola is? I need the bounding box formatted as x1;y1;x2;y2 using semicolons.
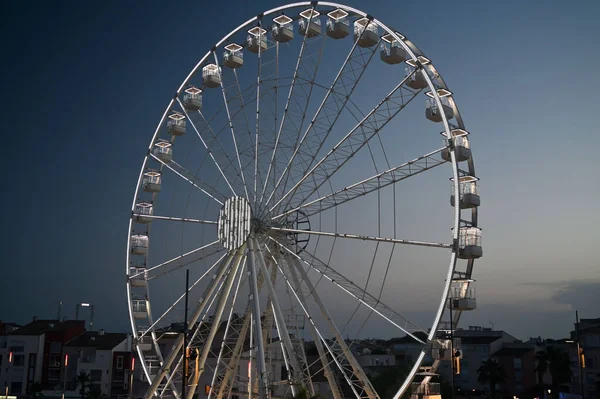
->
354;18;379;48
136;333;153;351
130;234;149;256
129;267;147;287
426;97;454;122
326;9;349;39
380;33;406;64
153;140;172;163
134;202;153;223
131;297;148;319
182;86;202;111
458;227;482;259
442;136;471;163
448;279;477;311
166;112;186;136
142;170;161;193
223;43;244;69
411;382;441;399
432;338;461;360
202;64;221;88
299;9;321;37
405;67;428;89
450;177;480;209
246;27;268;53
272;15;294;42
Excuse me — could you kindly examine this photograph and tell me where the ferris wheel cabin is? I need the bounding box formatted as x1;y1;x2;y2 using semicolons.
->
130;234;149;256
246;27;268;53
458;227;482;259
450;175;480;209
272;15;294;42
411;381;441;399
129;267;147;288
299;9;321;37
381;33;407;64
131;297;148;319
354;18;379;48
448;279;477;311
223;43;244;68
442;128;472;162
326;9;350;39
142;170;162;193
202;64;222;88
425;89;454;122
182;86;202;111
166;112;186;136
134;202;153;223
405;57;430;89
153;140;173;163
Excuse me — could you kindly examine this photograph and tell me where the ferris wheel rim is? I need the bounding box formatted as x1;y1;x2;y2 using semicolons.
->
125;2;480;398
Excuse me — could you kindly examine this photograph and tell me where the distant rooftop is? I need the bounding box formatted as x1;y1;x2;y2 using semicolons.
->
9;319;85;336
66;331;128;350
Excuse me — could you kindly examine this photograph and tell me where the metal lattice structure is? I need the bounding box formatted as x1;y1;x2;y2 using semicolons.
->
126;3;481;399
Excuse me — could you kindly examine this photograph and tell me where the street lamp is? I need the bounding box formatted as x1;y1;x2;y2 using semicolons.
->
75;303;95;330
62;354;68;399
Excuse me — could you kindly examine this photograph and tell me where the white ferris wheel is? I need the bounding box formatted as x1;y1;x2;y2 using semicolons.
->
126;3;482;399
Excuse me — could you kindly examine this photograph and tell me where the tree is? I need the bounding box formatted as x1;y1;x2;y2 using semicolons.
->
75;371;91;399
369;365;411;399
545;347;571;399
477;359;506;398
292;387;320;399
535;350;549;386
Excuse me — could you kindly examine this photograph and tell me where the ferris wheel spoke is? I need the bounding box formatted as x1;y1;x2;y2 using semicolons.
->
272;67;423;213
263;248;343;399
136;253;227;340
144;240;224;280
273;148;447;220
281;251;380;399
269;237;428;344
253;239;307;393
260;7;324;205
175;98;237;196
150;154;226;205
132;214;218;225
271;227;451;249
214;52;251;202
185;249;246;399
267;20;380;212
143;250;239;399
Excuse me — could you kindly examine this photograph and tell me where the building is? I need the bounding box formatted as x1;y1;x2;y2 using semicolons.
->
436;326;519;391
570;317;600;399
492;343;537;397
0;318;85;396
62;330;133;398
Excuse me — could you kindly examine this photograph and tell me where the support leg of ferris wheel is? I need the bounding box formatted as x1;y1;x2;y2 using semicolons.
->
254;238;305;395
284;255;342;399
247;238;269;399
289;255;379;399
143;251;237;399
186;248;246;399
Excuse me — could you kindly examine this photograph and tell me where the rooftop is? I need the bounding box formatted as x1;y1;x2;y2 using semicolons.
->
492;346;535;357
66;331;128;350
9;319;85;336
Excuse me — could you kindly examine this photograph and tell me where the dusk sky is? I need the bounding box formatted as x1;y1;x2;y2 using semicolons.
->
1;0;599;342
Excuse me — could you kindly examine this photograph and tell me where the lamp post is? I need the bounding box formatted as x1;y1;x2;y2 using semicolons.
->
575;311;585;399
75;303;95;330
6;350;12;399
62;353;68;399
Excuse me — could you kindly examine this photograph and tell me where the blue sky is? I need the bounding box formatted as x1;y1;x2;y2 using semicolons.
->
1;0;599;341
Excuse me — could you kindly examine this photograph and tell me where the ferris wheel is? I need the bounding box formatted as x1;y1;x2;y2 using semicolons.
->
126;3;482;399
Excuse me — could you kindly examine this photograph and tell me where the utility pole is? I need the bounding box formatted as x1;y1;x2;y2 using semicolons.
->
576;310;585;399
182;270;190;399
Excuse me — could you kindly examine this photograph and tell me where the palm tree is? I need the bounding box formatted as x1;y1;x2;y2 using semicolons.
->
75;371;91;399
477;359;506;398
292;387;320;399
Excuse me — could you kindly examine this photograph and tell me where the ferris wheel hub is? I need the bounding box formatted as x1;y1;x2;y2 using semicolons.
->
217;196;252;250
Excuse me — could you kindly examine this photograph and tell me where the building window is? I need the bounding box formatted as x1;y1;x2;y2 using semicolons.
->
116;356;124;370
9;346;24;353
13;354;25;366
513;357;522;370
90;369;102;382
49;354;62;368
48;368;61;382
11;382;23;394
